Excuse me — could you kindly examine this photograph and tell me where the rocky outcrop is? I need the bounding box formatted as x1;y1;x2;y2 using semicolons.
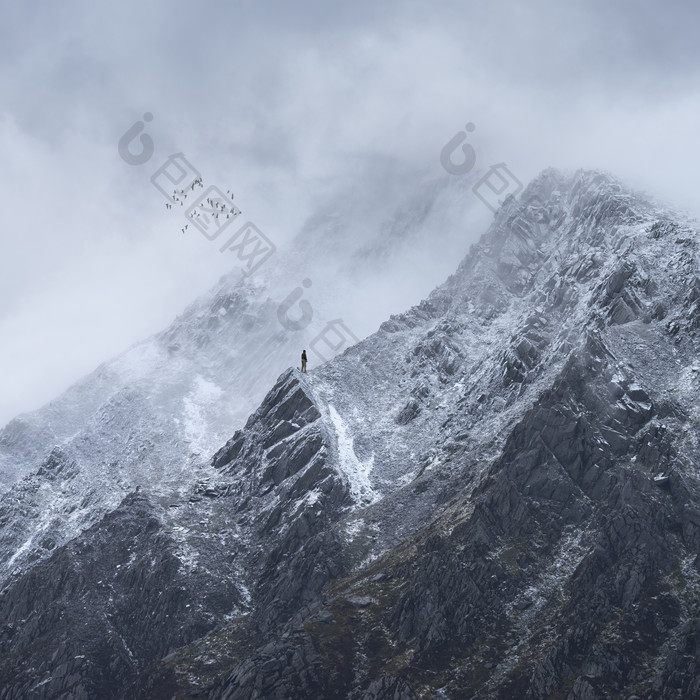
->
0;492;242;699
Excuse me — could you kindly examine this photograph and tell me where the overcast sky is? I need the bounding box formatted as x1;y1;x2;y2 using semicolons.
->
1;0;700;427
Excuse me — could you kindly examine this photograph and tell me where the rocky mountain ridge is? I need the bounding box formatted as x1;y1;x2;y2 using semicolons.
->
2;168;700;698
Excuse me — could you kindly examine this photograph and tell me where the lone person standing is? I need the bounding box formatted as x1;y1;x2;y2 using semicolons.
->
301;349;308;373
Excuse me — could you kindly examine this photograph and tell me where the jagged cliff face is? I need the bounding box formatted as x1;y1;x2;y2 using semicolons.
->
2;169;700;698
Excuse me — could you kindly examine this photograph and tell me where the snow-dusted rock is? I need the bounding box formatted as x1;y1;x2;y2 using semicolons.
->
3;168;700;697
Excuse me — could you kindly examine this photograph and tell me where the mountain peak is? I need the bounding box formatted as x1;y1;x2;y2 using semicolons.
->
3;168;700;697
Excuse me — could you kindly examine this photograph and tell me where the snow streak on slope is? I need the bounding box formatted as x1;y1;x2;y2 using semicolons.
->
327;404;379;506
182;376;224;458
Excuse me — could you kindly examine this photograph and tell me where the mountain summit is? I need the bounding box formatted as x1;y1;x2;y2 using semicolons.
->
2;169;700;698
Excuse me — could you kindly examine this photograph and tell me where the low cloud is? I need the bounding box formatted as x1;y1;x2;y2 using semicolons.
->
1;0;699;425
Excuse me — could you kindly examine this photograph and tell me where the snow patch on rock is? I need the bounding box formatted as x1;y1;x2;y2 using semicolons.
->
183;377;224;457
328;405;379;506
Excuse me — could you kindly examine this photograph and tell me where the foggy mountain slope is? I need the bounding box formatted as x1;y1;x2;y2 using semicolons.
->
0;167;479;493
3;167;700;698
0;169;480;587
0;168;471;487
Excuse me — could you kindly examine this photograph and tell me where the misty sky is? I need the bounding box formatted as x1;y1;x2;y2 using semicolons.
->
2;0;700;427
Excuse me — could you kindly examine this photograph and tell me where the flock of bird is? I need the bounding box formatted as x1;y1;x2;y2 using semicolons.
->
161;177;240;234
167;175;204;209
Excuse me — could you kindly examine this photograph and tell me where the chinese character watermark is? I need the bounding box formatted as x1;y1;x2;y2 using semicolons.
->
221;221;276;277
186;186;241;240
150;153;201;203
310;319;360;363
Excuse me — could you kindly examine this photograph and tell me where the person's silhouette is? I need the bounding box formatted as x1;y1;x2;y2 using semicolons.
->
301;349;307;373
